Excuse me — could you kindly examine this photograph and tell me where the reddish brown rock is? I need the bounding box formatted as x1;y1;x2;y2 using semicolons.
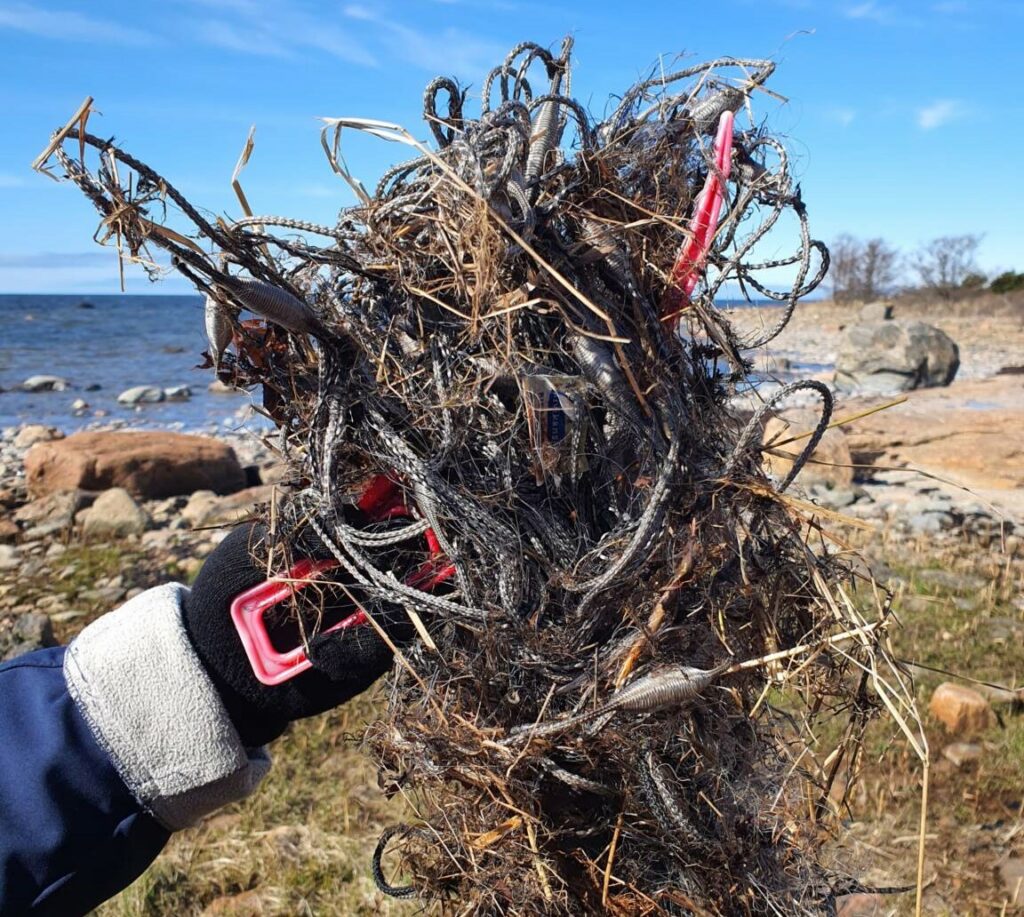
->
844;375;1024;493
24;431;245;501
928;682;994;735
836;893;883;916
200;890;263;917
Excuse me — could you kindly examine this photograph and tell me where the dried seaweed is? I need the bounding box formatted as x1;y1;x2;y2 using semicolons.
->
38;39;925;916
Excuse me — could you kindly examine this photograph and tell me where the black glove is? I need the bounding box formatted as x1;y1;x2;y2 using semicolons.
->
183;523;413;747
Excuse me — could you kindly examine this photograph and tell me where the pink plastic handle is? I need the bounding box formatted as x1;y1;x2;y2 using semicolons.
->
661;110;735;318
230;557;366;686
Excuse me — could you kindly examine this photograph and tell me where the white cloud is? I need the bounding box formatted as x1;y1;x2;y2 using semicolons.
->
198;20;291;57
844;1;899;23
826;107;856;128
187;1;377;66
185;0;501;72
341;6;505;74
185;0;265;13
295;183;340;199
916;99;965;129
342;4;375;21
0;2;153;45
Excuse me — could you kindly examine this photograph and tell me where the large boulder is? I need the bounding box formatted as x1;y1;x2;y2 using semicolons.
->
763;410;854;490
834;320;959;394
24;431;246;500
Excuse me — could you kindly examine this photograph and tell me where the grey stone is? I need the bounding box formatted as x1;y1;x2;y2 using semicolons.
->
182;485;278;528
857;301;893;322
13;425;63;449
80;487;150;538
13;490;95;530
904;493;953;516
979;617;1024;645
834;320;959;394
259;461;292;485
163;385;192;401
907;511;953;533
835;892;884;916
117;385;165;405
1000;858;1024;906
817;486;857;509
956;501;990;518
0;544;19;571
942;742;982;767
96;585;127;604
141;529;176;549
1;612;56;661
21;375;68;393
963;515;1011;538
22;521;67;542
917;569;986;592
182;490;218;527
34;595;62;612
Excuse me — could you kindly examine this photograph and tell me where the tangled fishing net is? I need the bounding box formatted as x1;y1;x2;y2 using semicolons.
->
40;39;925;916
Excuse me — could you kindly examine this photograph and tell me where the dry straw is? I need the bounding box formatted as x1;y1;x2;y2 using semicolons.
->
38;38;926;915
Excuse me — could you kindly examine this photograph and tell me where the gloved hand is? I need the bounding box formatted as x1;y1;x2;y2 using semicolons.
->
183;523;414;747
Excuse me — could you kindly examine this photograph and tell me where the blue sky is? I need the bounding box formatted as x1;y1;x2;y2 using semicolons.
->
0;0;1021;293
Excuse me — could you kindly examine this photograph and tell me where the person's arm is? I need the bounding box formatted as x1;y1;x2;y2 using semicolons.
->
0;524;402;916
0;584;268;916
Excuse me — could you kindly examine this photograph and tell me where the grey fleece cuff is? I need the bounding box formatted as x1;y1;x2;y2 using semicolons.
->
64;583;271;831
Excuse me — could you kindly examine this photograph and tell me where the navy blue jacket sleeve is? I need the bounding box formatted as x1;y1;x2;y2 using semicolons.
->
0;647;170;917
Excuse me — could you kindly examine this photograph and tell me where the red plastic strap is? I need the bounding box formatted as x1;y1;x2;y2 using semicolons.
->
661;110;735;321
231;474;454;685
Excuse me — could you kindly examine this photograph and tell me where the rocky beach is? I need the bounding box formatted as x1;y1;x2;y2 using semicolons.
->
0;295;1022;914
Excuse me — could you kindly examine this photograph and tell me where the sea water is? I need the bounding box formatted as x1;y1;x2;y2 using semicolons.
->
0;294;262;432
0;293;809;433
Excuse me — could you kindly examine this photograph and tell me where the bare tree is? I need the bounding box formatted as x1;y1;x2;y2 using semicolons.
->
829;234;862;303
911;234;982;299
859;238;900;300
828;234;900;302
